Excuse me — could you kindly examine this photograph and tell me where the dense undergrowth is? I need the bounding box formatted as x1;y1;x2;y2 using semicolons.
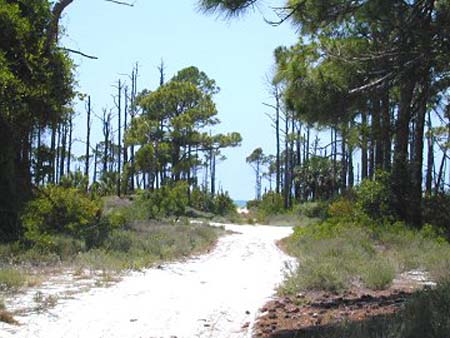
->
0;183;230;295
247;174;450;294
280;219;450;294
251;174;450;337
246;192;325;226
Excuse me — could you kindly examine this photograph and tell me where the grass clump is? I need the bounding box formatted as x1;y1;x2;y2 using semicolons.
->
33;291;58;312
361;256;396;290
0;268;28;291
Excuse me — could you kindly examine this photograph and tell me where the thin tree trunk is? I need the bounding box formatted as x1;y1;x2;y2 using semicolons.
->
426;111;434;195
56;123;61;183
67;115;72;175
49;121;56;183
341;127;347;192
123;87;128;195
361;111;368;180
275;87;281;194
59;122;66;181
85;96;91;187
117;79;122;197
93;144;98;184
284;113;290;209
411;78;429;226
373;96;383;171
381;86;392;171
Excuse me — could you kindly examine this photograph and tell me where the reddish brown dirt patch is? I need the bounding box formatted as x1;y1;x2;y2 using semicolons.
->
253;286;420;337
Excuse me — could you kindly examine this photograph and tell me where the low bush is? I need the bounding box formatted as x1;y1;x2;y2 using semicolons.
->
294;201;329;220
21;185;103;250
133;181;189;220
423;193;450;239
355;171;395;221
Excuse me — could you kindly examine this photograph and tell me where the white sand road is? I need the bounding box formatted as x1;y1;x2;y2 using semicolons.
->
1;224;294;338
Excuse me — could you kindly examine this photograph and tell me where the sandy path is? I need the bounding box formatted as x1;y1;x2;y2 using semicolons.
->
1;224;293;338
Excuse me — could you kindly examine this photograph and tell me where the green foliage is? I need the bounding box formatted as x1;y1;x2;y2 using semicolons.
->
294;156;340;201
190;188;215;213
361;256;396;290
76;224;223;271
246;199;260;210
282;225;379;293
0;268;27;291
190;188;235;216
126;66;241;190
0;0;75;240
212;191;236;216
133;182;189;220
256;192;284;216
282;212;450;294
21;185;103;250
355;171;395;221
59;171;89;191
423;193;450;238
294;201;328;219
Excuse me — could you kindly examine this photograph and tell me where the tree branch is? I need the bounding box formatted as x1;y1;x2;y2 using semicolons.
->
104;0;135;6
59;47;99;59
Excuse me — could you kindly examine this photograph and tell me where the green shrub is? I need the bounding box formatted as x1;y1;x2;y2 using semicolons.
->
259;192;284;215
59;171;89;190
355;171;395;221
134;181;189;220
190;188;236;216
423;193;450;238
295;201;329;219
190;187;215;213
213;191;236;216
246;199;260;210
21;185;102;249
103;230;134;253
327;198;355;219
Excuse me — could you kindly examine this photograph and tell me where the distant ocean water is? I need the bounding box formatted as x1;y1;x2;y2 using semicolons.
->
234;200;247;208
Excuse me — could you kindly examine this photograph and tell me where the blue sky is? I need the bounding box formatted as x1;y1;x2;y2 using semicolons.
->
62;0;298;200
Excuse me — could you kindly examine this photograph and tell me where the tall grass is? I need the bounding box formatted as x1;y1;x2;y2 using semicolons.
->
0;268;28;291
280;222;450;294
0;223;223;274
75;223;223;272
